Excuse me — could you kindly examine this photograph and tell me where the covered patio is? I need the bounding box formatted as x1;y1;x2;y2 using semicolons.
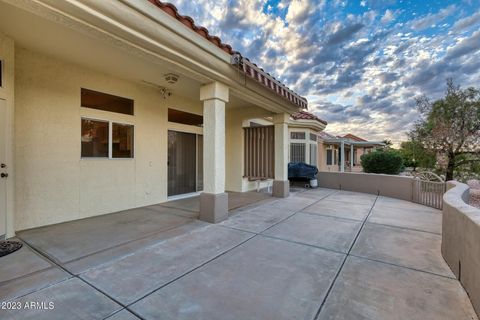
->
0;188;476;319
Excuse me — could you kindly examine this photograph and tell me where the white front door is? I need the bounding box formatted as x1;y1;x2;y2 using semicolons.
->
0;98;7;238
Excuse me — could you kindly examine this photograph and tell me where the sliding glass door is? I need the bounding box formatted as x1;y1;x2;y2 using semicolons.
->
167;130;203;196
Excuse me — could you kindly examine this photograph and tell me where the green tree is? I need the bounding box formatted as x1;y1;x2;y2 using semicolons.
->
398;140;436;170
410;79;480;181
361;149;404;175
382;139;393;148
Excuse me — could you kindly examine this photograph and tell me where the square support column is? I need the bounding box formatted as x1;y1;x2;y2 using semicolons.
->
350;144;354;171
340;140;345;172
199;82;229;223
273;113;290;198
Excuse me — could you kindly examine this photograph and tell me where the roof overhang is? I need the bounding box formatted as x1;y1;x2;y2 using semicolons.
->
288;118;326;132
324;138;385;147
3;0;302;114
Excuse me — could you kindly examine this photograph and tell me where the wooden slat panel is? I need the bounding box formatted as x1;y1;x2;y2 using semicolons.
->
243;126;275;179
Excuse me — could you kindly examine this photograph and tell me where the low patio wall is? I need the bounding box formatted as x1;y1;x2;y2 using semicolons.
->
442;181;480;316
316;172;414;201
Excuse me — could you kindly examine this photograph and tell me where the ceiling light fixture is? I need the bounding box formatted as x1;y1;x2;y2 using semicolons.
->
164;73;179;84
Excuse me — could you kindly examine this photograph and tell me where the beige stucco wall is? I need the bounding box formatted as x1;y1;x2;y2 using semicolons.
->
442;181;480;317
318;142;339;172
14;47;203;231
225;107;272;192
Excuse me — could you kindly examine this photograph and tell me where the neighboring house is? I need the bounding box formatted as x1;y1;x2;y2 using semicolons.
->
318;132;384;172
283;111;383;173
245;111;327;175
288;111;327;166
0;0;308;238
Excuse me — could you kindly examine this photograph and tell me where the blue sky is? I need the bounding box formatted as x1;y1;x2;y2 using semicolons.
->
172;0;480;145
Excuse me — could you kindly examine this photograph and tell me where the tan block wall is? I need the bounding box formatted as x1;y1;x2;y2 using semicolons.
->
316;171;414;201
14;48;203;230
442;181;480;317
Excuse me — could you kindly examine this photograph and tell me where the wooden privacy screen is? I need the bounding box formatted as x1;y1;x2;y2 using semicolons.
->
243;126;275;179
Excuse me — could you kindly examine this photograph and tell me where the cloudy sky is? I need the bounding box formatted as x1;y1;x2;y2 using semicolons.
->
173;0;480;145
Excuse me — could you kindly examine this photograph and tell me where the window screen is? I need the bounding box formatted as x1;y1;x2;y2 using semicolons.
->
290;143;306;163
310;133;317;141
310;144;317;166
290;132;306;140
326;149;333;165
112;123;134;158
81;88;134;115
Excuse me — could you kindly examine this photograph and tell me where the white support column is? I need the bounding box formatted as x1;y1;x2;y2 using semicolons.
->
340;140;345;172
350;144;354;171
199;82;229;223
273;113;289;198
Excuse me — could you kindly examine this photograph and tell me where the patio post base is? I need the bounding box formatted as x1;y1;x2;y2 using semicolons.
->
273;180;290;198
199;192;229;223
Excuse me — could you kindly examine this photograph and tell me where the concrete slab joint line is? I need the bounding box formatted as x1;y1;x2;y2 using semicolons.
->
314;194;379;319
2;188;477;319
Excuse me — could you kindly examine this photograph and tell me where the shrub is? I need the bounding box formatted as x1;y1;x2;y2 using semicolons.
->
361;149;404;175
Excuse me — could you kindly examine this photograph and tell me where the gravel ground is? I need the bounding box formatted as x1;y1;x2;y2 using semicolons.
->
467;180;480;209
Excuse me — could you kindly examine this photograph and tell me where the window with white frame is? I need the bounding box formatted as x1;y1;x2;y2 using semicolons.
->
81;118;134;158
290;143;306;163
291;131;306;140
309;144;317;166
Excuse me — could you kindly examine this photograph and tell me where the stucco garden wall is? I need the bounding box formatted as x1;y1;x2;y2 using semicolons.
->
316;171;414;201
14;47;202;231
442;181;480;316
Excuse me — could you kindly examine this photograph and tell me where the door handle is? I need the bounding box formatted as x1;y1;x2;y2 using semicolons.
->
1;173;8;178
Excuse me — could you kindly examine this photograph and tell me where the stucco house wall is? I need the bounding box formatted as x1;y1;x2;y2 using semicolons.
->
14;47;204;230
318;142;339;172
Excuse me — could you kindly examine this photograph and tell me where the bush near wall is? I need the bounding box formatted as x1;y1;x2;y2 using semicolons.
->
361;150;404;175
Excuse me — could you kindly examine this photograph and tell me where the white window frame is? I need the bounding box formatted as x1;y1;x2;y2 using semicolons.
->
81;117;135;160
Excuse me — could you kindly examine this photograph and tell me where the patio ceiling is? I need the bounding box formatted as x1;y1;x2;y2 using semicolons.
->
0;0;296;112
0;2;261;111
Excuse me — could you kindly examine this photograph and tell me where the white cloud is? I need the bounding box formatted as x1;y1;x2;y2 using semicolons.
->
170;1;480;144
380;9;395;24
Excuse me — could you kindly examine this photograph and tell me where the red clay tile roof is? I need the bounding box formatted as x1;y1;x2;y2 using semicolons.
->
342;133;367;142
148;0;235;54
147;0;307;109
291;111;327;125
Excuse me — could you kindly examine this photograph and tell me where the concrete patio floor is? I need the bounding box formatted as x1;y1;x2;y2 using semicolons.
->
0;188;478;319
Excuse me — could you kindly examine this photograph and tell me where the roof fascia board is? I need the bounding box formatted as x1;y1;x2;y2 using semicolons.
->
288;119;326;132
